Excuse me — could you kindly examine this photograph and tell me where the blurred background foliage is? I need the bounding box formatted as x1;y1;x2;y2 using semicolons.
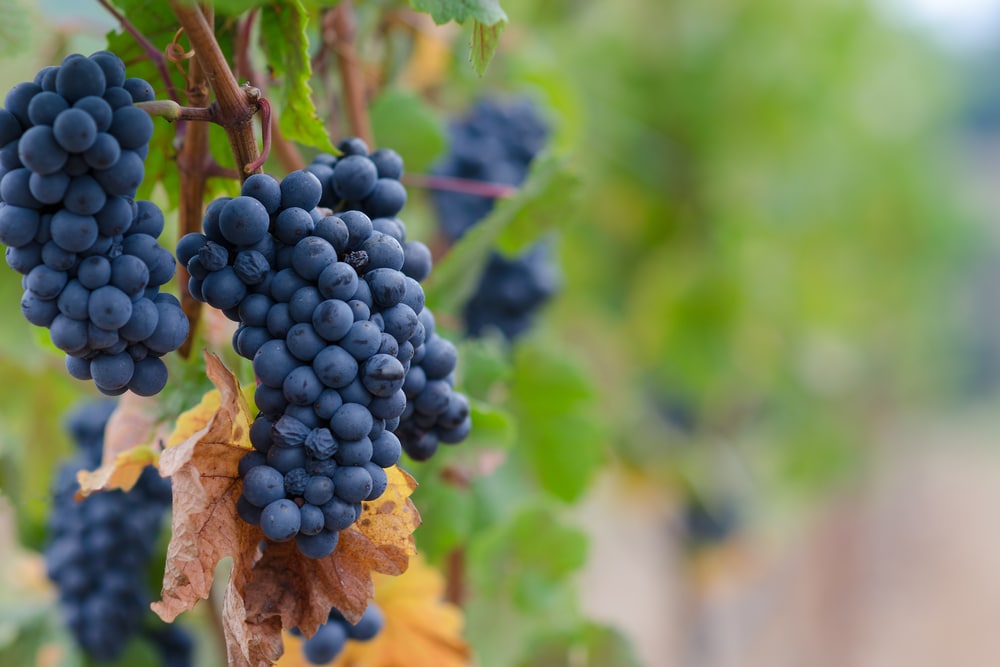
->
0;0;992;665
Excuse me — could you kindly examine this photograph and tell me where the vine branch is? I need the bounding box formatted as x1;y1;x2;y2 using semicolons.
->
135;99;217;123
404;173;519;199
233;12;306;173
173;7;213;360
169;0;261;179
97;0;181;103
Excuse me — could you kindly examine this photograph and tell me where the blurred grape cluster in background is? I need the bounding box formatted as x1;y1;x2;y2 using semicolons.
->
3;0;1000;665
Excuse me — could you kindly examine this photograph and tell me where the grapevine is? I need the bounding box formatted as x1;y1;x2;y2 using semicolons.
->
0;2;619;666
0;3;962;667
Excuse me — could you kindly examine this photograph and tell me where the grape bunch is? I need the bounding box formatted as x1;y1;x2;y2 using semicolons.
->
0;52;188;396
463;241;559;340
178;139;470;558
430;98;559;340
292;602;384;665
44;401;192;666
146;625;197;667
306;135;407;218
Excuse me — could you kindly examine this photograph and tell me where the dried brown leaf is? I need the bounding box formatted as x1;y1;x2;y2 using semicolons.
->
152;352;421;667
151;352;255;622
230;466;419;665
276;554;469;667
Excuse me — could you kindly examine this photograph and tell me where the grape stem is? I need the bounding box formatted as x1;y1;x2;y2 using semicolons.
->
243;97;272;173
325;2;373;146
441;466;471;606
403;173;520;199
97;0;182;103
169;0;262;179
134;100;216;123
174;16;214;360
445;548;467;606
234;10;307;172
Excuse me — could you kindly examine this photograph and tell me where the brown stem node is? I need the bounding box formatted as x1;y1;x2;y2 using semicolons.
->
245;97;272;173
170;0;262;179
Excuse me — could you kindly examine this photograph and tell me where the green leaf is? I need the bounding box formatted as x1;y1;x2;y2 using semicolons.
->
104;2;187;208
258;0;338;154
519;622;643;667
411;479;474;560
470;20;504;76
423;155;575;315
211;0;276;13
369;89;446;172
511;340;605;502
466;399;516;449
494;155;579;253
408;0;507;74
456;336;511;399
408;0;507;25
0;0;33;61
468;506;587;606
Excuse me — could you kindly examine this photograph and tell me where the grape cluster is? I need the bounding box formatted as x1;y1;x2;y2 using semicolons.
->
146;625;196;667
683;497;740;549
306;135;407;218
394;310;472;460
431;98;549;241
463;242;559;340
179;139;470;558
0;52;188;396
44;401;190;666
430;98;559;340
292;602;384;665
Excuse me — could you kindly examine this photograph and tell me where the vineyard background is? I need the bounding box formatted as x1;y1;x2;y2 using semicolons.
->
2;0;1000;665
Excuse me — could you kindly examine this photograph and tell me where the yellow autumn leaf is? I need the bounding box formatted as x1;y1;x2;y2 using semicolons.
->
168;386;223;447
76;444;159;498
75;392;173;497
276;554;469;667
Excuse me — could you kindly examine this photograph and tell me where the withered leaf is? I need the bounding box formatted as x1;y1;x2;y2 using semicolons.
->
151;352;255;624
276;554;469;667
152;352;421;667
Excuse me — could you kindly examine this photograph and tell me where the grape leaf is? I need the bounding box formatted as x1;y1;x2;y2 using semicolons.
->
151;352;255;625
408;0;506;26
75;394;172;497
470;20;503;76
258;0;338;153
231;466;419;661
517;622;642;667
511;341;604;503
275;554;469;667
151;352;420;666
369;89;446;173
408;0;508;74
